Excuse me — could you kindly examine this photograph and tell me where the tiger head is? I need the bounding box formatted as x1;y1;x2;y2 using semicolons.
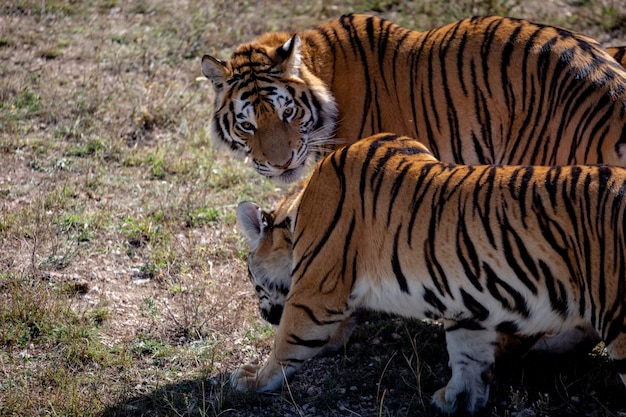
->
236;184;303;324
202;34;338;184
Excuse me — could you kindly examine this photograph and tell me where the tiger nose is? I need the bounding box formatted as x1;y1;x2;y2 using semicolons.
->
271;157;292;170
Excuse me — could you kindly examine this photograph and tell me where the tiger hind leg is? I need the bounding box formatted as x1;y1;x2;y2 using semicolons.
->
606;331;626;387
432;324;497;415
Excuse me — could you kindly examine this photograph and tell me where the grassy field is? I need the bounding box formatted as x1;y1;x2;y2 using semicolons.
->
1;0;626;416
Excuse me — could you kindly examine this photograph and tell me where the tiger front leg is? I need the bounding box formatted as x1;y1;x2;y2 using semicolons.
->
432;324;497;415
231;300;348;392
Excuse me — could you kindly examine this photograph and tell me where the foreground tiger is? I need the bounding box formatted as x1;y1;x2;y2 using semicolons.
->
235;133;626;414
202;14;626;184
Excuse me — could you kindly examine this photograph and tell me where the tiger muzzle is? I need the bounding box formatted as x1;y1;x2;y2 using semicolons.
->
271;157;292;170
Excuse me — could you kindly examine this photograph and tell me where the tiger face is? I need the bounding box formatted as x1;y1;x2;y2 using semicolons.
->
202;35;338;184
236;201;295;325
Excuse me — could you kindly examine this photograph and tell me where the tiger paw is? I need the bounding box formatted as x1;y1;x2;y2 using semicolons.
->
230;364;261;391
431;382;489;415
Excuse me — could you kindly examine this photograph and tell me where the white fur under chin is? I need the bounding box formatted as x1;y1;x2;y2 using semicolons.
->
269;164;307;185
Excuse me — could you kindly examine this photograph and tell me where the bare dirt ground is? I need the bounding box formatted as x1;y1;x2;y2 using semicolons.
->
2;1;626;416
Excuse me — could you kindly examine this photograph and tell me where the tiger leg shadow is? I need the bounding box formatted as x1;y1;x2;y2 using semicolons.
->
318;311;361;356
607;332;626;387
432;325;497;415
530;321;600;354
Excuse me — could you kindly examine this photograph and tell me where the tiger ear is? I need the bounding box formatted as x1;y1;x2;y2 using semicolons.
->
276;34;302;77
201;55;230;90
237;201;271;251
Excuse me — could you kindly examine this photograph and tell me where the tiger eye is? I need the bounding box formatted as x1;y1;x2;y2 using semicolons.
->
240;121;255;132
283;107;294;120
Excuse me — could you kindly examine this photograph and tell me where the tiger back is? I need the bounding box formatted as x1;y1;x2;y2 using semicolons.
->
203;14;626;183
235;133;626;415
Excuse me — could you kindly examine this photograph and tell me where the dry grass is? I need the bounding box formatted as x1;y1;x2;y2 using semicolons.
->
1;0;626;416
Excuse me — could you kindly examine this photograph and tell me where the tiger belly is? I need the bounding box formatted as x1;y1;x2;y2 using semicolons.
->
350;272;585;340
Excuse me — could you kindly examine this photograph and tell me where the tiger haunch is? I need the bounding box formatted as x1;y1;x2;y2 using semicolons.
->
236;133;626;415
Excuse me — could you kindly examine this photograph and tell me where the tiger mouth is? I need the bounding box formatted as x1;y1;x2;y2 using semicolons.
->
272;163;305;184
272;157;293;170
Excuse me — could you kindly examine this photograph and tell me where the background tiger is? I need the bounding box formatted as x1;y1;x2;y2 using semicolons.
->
235;133;626;415
609;46;626;67
202;13;626;185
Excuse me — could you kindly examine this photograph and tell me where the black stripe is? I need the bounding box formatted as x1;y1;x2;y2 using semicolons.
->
425;196;453;296
496;321;519;334
439;21;463;161
473;167;497;246
426;37;441;133
612;47;626;63
538;260;568;316
391;27;411;97
501;25;522;119
292;303;343;326
480;17;505;98
359;134;398;219
460;288;489;321
407;163;437;247
423;286;447;315
508;27;541;162
338;214;357;290
387;162;410;227
408;30;428;143
287;334;330;348
339;14;372;139
471;62;495;164
456;30;469;96
456;217;483;291
499;208;540;295
484;263;530;318
292;146;348;279
391;224;410;294
376;17;392;92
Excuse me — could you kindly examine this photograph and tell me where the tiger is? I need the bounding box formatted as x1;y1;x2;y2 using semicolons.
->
234;132;626;415
201;13;626;186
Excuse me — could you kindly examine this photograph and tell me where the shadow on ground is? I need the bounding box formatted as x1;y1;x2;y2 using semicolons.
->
101;316;626;417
